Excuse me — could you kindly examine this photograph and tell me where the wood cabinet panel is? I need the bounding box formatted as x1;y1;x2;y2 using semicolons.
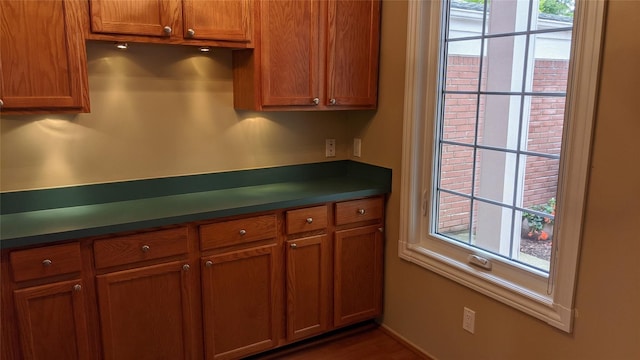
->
96;260;196;360
232;0;380;111
335;197;384;226
0;0;89;113
285;235;330;341
199;214;277;250
88;0;253;47
326;0;380;106
90;0;181;37
14;279;91;360
183;0;252;42
260;0;320;106
286;205;328;235
201;246;278;359
333;224;383;327
10;243;82;282
93;227;188;269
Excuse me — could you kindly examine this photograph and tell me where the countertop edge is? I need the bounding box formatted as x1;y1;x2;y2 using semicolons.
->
1;162;391;249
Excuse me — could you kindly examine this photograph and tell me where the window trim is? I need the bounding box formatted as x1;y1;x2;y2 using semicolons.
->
399;0;606;332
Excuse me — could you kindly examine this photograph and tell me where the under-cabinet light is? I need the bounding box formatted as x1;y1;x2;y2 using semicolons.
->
115;42;128;50
199;46;211;53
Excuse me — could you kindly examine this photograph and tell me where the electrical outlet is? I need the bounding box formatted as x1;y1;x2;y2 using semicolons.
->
353;138;362;157
325;139;336;157
463;307;475;334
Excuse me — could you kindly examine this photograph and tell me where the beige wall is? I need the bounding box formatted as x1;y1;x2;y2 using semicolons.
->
1;42;354;191
357;0;640;359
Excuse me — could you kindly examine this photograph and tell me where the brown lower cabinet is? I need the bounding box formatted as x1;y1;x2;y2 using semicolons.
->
13;279;91;360
1;196;384;360
334;225;384;327
285;234;331;341
96;261;197;360
201;246;278;360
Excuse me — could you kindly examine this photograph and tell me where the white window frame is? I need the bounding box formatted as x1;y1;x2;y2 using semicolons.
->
399;0;606;332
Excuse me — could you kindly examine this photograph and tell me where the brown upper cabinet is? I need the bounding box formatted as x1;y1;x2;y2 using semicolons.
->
0;0;90;114
233;0;381;111
88;0;254;47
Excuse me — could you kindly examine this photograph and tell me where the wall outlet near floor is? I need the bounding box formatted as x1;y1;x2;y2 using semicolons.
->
353;138;362;157
463;307;475;334
325;139;336;157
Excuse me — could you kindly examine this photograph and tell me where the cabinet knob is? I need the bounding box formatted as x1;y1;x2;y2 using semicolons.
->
312;97;320;105
306;217;313;224
357;208;366;215
182;264;190;271
0;99;4;108
205;260;213;267
239;229;247;236
163;26;172;35
379;227;384;233
141;245;150;252
290;243;297;249
329;98;336;105
187;28;195;37
42;259;52;267
73;284;82;292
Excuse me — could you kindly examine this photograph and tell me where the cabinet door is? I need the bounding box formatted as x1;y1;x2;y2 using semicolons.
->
183;0;252;42
96;261;196;360
202;246;277;360
326;0;380;107
286;235;330;341
260;0;320;107
14;279;91;360
0;0;89;112
89;0;181;37
334;224;383;327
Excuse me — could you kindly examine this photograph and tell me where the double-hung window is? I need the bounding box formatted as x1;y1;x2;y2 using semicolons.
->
399;0;605;332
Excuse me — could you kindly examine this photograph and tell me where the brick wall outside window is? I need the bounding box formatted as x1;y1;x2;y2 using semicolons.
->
438;56;568;234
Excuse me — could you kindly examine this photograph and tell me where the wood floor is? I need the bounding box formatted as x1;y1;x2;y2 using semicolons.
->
250;324;428;360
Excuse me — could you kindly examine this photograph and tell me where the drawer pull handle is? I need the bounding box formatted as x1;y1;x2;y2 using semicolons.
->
73;284;82;292
141;245;150;253
42;259;52;267
182;264;190;271
306;217;313;224
357;208;366;215
290;243;297;249
205;260;213;267
239;229;247;236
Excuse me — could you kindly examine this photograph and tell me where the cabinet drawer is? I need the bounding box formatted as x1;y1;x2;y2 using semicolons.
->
93;227;188;269
200;214;277;250
335;197;384;226
10;243;82;282
286;205;327;235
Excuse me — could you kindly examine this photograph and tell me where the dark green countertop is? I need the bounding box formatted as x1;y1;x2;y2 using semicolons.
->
0;161;391;249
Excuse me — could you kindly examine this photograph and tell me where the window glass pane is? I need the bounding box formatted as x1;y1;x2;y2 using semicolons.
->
482;35;528;93
474;149;517;205
447;0;485;40
515;209;552;271
526;31;572;93
524;96;565;156
445;39;482;91
520;154;559;210
471;200;513;257
439;144;474;195
535;0;575;30
436;192;472;243
484;0;531;36
442;94;478;144
477;94;522;150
